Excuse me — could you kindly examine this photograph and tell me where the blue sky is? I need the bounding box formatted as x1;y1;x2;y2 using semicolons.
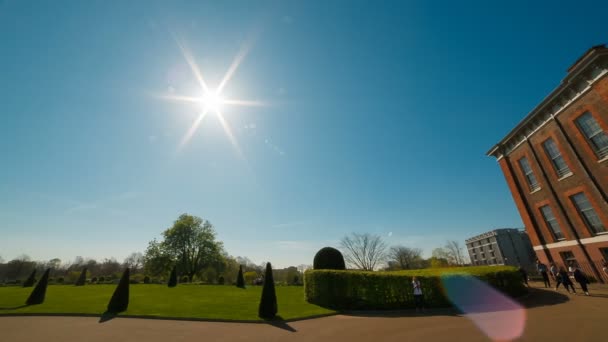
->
1;0;607;268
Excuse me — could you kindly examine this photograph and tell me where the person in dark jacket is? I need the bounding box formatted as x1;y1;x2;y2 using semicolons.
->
573;267;590;296
518;266;529;287
555;267;576;293
536;260;551;288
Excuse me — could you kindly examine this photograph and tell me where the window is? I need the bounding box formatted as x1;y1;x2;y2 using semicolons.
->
540;205;565;240
560;251;578;268
600;248;608;262
543;138;571;178
481;253;485;259
576;112;608;159
571;193;606;234
518;157;540;191
490;252;495;258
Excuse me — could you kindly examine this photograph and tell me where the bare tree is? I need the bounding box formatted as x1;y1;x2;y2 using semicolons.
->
434;241;466;266
123;252;144;272
340;233;388;271
388;246;423;269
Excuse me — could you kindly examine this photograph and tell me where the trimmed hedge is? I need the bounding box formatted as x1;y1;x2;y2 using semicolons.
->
304;266;526;310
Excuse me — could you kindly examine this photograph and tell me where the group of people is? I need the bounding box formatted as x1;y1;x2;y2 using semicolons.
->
532;260;590;295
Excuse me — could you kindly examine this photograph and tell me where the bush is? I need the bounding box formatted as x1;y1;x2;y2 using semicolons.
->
99;276;105;283
57;277;64;284
26;268;50;305
258;262;277;319
143;276;151;284
304;266;526;310
218;276;225;285
181;276;190;283
236;265;245;288
107;268;130;313
75;268;87;286
313;247;346;270
168;266;177;288
91;277;98;283
23;270;37;287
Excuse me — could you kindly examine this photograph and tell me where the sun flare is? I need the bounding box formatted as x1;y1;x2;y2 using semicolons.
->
201;91;224;112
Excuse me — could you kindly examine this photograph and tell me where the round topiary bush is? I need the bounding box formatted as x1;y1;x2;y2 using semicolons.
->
181;275;190;283
99;276;105;283
143;276;150;284
218;276;225;285
313;247;346;270
91;277;98;283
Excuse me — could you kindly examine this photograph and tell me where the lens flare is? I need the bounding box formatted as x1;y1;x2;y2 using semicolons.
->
441;275;526;341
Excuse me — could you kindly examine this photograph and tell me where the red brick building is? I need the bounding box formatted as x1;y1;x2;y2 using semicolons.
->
487;45;608;282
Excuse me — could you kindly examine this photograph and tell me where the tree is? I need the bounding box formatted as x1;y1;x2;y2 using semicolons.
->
123;252;144;273
75;267;87;286
144;240;174;277
26;268;50;305
47;258;61;270
258;262;277;319
144;214;224;282
107;268;130;313
444;240;466;265
236;265;245;288
340;233;388;271
388;246;424;270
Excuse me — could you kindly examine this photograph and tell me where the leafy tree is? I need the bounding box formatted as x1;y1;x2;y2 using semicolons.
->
168;266;177;287
26;268;50;305
75;267;87;286
388;246;424;270
340;233;388;271
428;256;450;268
144;214;224;282
47;258;61;270
243;271;257;285
107;268;130;313
23;270;37;287
144;240;174;277
236;265;245;288
258;262;277;319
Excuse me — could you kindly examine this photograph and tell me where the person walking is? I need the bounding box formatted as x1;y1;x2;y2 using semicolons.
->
518;266;529;287
573;267;590;296
549;262;558;281
536;260;551;288
555;267;576;293
412;276;424;313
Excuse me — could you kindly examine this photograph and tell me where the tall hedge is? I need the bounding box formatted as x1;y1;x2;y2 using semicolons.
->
26;268;50;305
75;267;87;286
304;267;526;310
168;266;177;288
236;265;245;288
258;262;277;319
313;247;346;270
23;270;37;287
107;268;130;313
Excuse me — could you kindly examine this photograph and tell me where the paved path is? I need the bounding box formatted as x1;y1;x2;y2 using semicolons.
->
2;282;607;342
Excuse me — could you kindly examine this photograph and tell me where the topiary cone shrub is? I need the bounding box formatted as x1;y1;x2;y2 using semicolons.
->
258;262;277;319
313;247;346;270
236;265;245;288
26;268;50;305
23;270;37;287
168;266;177;288
218;275;225;285
75;267;87;286
107;268;130;313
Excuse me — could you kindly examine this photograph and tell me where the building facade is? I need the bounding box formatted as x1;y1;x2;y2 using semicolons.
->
487;45;608;283
466;229;536;270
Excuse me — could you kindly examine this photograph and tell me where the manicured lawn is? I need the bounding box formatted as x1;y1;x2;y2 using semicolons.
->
0;285;335;321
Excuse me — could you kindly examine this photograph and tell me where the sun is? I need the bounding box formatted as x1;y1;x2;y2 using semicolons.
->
201;91;224;112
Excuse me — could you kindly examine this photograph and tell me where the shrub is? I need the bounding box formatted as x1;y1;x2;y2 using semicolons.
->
181;276;190;283
99;276;105;283
49;278;55;283
75;268;87;286
313;247;346;270
57;277;64;284
107;268;130;313
23;270;37;287
218;276;225;285
26;268;50;305
168;266;177;288
91;277;98;283
143;276;151;284
244;271;257;285
304;266;526;310
258;263;277;319
236;265;245;288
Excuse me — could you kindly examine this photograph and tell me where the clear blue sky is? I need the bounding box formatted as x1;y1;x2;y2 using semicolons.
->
1;0;607;268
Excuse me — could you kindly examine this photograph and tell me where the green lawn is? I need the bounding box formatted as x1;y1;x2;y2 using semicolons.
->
0;285;335;321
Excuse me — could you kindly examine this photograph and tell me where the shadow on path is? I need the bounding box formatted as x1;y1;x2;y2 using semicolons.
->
343;308;459;319
98;311;118;323
263;316;297;332
0;305;29;311
518;287;570;309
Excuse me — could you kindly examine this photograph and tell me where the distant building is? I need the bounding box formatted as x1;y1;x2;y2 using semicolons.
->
486;45;608;283
466;229;535;270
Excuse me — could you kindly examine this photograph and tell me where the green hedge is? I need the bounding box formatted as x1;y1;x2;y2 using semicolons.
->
304;266;526;310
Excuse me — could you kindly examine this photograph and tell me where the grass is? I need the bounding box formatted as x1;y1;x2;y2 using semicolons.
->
0;284;335;321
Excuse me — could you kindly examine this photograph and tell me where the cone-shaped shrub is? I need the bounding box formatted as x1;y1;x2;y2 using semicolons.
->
258;262;277;319
107;268;130;313
168;266;177;288
26;268;50;305
23;270;37;287
236;265;245;288
313;247;346;270
75;267;87;286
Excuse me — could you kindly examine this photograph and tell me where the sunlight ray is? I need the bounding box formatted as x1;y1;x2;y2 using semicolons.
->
160;95;204;103
222;99;266;107
175;36;209;93
217;40;253;93
178;110;208;150
215;110;244;159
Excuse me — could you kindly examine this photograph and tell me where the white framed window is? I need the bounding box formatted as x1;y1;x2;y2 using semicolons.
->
571;193;606;234
543;138;571;178
539;205;565;240
576;112;608;159
518;157;540;191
